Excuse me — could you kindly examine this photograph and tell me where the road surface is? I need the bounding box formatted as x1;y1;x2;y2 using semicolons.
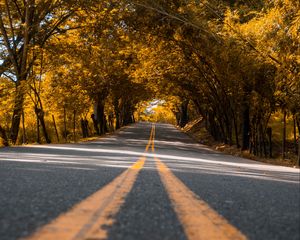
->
0;122;299;240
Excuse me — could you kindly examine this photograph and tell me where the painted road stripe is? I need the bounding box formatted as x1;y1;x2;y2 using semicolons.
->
151;124;155;152
24;126;154;240
145;124;154;152
151;125;247;240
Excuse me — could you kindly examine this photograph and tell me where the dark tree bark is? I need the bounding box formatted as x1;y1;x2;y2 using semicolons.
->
175;112;180;126
91;114;100;135
81;119;86;138
121;101;134;126
293;115;298;155
0;125;9;146
35;107;51;143
296;117;300;135
9;84;25;144
242;105;250;150
73;110;76;142
113;98;121;129
52;115;60;142
179;100;189;128
37;113;40;143
282;110;287;159
115;112;120;129
267;127;272;158
64;107;68;141
108;113;114;131
84;120;89;137
22;110;26;144
96;100;107;135
233;118;240;148
123;110;133;125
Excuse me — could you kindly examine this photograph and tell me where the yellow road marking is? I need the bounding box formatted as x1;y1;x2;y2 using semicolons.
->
145;124;154;152
24;126;155;240
155;159;246;240
25;123;246;240
151;125;247;240
151;124;155;152
25;157;145;240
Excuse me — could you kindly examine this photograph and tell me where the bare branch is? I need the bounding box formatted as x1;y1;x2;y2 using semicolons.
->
0;12;19;74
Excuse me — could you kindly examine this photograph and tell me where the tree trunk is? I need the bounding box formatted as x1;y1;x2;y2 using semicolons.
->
298;136;300;166
22;110;26;144
175;112;180;126
113;98;121;129
52;115;60;142
227;123;233;146
84;120;89;137
282;110;287;159
64;107;68;141
179;100;189;128
115;112;120;129
108;113;114;131
233;114;240;148
123;109;133;125
35;107;51;144
73;110;76;142
0;125;9;146
267;127;272;158
37;112;40;143
81;119;87;138
96;100;107;135
91;114;100;135
10;84;25;144
296;116;300;135
297;117;300;165
9;1;31;144
215;114;227;143
121;101;134;126
40;115;51;144
242;105;250;150
293;115;298;155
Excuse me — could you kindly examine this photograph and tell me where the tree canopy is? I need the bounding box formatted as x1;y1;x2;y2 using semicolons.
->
0;0;299;158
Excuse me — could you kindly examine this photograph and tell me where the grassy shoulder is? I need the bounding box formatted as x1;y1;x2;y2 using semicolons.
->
182;119;299;168
0;124;130;148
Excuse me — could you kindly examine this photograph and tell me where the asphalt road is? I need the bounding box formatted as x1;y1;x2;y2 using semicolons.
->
0;122;299;240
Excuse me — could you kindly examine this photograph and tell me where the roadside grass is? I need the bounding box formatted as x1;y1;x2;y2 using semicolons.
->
0;124;130;148
79;136;101;142
183;117;299;168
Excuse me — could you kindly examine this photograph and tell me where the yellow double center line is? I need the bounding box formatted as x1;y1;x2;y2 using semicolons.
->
25;124;246;240
25;128;154;240
149;124;246;240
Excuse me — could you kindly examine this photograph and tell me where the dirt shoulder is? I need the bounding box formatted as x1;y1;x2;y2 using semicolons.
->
0;124;131;148
182;119;299;168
